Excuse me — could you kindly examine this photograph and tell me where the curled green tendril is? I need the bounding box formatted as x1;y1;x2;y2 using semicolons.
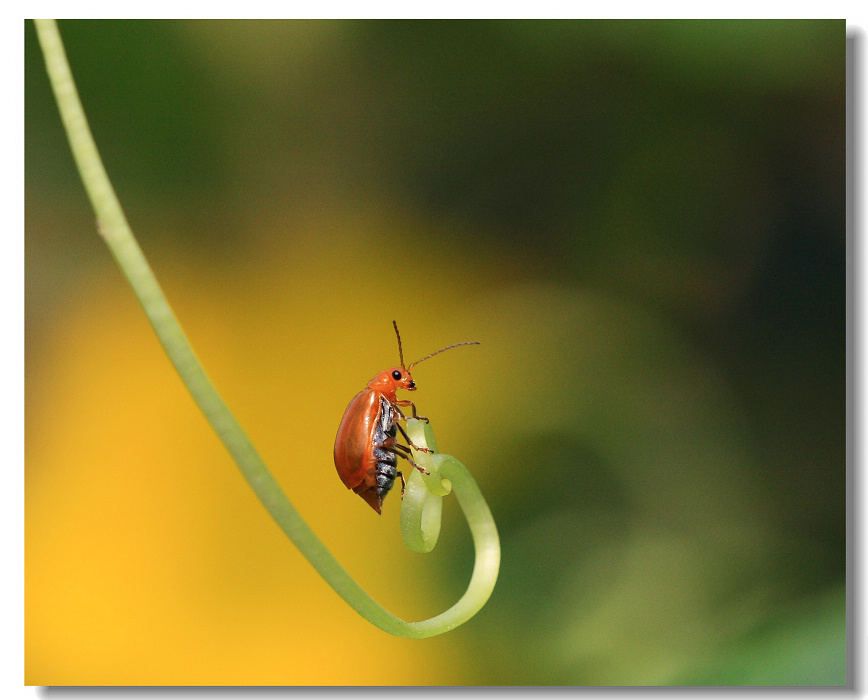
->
401;420;451;552
400;419;501;628
34;18;500;639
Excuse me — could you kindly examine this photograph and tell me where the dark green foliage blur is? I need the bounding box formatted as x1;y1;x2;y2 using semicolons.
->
26;19;845;685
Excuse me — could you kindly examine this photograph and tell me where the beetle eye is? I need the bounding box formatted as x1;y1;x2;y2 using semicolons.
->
392;370;402;380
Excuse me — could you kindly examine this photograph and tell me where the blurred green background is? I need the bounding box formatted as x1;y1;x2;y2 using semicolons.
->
25;20;845;686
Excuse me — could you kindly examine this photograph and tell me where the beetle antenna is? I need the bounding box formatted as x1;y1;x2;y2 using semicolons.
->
409;340;481;369
392;320;407;370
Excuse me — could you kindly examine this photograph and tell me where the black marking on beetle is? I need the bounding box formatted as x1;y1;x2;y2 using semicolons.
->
372;397;399;499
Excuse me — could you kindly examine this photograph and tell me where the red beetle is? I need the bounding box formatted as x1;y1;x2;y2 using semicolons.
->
334;321;479;514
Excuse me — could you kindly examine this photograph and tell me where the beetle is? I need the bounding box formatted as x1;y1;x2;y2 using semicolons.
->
333;321;479;514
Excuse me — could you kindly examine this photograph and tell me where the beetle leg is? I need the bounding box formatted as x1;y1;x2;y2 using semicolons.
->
385;444;430;475
393;399;429;423
394;421;433;454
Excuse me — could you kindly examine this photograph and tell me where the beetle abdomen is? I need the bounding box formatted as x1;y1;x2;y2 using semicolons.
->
371;397;398;498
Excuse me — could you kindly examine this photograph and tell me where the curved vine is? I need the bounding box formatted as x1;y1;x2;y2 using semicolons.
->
34;18;499;638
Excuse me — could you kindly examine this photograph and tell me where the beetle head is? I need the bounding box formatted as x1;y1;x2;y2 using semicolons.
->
367;366;415;401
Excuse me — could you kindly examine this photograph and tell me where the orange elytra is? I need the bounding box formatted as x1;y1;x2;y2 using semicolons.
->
333;321;479;514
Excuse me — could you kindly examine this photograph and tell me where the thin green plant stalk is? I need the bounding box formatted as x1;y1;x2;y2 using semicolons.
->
34;18;499;638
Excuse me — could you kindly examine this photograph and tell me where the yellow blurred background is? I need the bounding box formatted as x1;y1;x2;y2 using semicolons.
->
26;20;845;685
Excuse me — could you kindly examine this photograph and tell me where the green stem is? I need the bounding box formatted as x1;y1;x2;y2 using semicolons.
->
34;18;499;638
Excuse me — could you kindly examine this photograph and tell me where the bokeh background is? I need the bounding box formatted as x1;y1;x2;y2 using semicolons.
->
25;20;845;686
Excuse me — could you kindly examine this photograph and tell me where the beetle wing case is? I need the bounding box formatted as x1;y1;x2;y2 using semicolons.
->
333;389;379;490
334;390;401;514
